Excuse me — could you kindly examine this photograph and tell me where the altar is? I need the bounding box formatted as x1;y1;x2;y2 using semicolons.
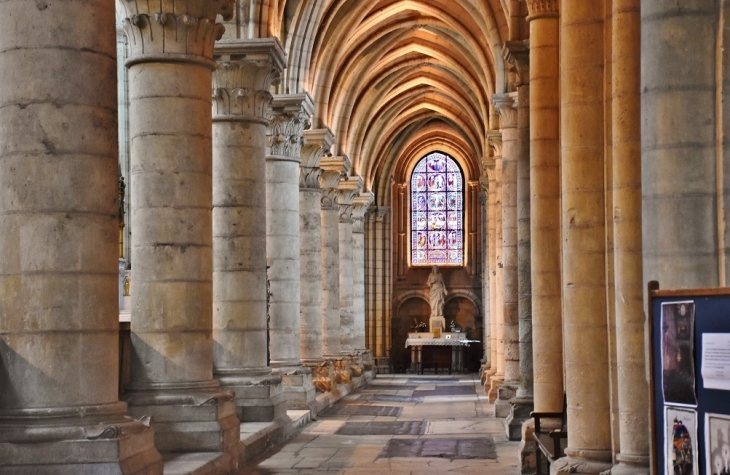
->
405;332;479;374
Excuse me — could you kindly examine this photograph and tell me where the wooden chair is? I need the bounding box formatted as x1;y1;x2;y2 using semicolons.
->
530;395;567;475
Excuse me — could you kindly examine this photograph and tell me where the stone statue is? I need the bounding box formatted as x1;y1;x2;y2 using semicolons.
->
428;265;447;317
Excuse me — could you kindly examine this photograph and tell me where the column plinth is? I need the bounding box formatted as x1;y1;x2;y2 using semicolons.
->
211;38;288;422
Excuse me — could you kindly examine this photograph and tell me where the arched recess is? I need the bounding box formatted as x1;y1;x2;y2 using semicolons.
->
391;296;430;373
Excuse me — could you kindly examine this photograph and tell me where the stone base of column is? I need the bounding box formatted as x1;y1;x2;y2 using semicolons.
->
493;381;518;417
217;370;288;423
505;396;534;440
374;356;391;374
479;363;491;385
346;354;365;378
123;386;240;455
550;452;613;474
486;376;504;403
606;455;651;475
304;360;335;393
279;367;316;409
359;349;374;371
517;418;537;473
0;405;162;475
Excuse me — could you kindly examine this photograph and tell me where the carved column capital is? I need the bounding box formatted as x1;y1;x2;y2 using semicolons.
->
337;175;363;223
487;130;503;157
121;0;233;67
525;0;559;20
503;41;530;87
374;206;390;222
267;93;313;161
352;192;375;234
493;93;518;129
212;38;286;122
320;155;351;210
300;128;335;190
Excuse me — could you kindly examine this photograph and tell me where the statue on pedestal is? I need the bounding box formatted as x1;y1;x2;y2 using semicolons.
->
428;265;447;317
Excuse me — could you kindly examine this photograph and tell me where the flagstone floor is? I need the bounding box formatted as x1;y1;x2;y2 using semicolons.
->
238;374;521;475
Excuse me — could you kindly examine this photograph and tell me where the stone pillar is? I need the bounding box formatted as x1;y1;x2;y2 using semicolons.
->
553;1;612;472
479;189;492;382
338;175;363;355
372;206;391;361
267;94;316;408
493;93;520;417
353;192;375;370
120;0;240;456
526;0;564;415
504;41;535;443
320;156;350;381
612;0;649;473
486;132;503;399
300;128;336;391
0;2;162;471
211;38;288;422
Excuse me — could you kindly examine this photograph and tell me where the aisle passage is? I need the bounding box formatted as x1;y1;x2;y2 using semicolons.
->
243;375;521;474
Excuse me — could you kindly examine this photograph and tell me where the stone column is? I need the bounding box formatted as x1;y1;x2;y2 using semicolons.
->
641;1;721;289
372;206;391;362
338;175;363;355
526;0;564;415
211;38;288;422
479;188;492;382
504;40;535;442
120;1;240;456
300;128;335;391
267;93;316;408
554;0;612;472
612;0;649;473
320;156;350;381
0;2;161;471
486;132;503;398
493;93;520;417
353;192;375;370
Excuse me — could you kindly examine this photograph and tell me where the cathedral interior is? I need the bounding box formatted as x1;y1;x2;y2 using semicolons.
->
0;0;726;474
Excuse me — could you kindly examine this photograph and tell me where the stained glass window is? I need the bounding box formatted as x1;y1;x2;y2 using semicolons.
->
411;152;463;266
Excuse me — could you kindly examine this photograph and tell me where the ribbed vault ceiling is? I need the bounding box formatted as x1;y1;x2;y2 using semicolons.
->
245;0;515;196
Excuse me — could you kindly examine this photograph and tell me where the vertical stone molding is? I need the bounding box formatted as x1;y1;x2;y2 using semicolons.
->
212;38;288;423
0;1;162;472
338;174;364;355
369;205;392;361
300;129;336;392
320;156;351;360
556;1;612;472
485;131;503;399
353;192;376;358
613;0;650;473
492;93;520;417
504;41;535;446
121;0;239;456
526;0;563;416
266;93;316;409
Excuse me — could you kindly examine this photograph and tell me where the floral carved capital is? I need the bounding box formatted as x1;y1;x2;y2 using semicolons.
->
525;0;559;20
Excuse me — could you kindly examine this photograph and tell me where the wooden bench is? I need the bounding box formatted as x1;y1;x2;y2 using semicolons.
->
530;395;567;475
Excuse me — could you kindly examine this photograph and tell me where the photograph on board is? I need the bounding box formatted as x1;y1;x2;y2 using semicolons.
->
666;406;699;475
661;301;697;406
706;413;730;475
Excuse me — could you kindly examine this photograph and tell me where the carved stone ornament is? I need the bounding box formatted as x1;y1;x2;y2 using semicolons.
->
352;192;375;233
525;0;559;19
300;166;323;190
120;0;234;66
487;130;503;157
212;39;286;121
320;155;351;192
321;187;339;211
268;94;314;159
503;41;530;87
493;93;518;129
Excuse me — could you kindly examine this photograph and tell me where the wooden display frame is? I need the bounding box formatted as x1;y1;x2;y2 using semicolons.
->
648;281;730;475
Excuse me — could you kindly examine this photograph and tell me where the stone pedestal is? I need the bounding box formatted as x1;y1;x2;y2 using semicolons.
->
267;94;316;408
120;0;239;454
211;38;288;423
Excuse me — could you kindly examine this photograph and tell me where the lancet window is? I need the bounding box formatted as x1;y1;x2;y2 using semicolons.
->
410;152;464;266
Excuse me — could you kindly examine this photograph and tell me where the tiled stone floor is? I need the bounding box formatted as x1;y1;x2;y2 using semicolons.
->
239;374;521;474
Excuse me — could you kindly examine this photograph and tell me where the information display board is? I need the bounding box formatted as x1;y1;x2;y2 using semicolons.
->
649;282;730;475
